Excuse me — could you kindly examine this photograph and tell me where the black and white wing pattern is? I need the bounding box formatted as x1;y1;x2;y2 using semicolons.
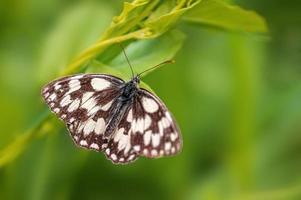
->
42;74;182;164
42;74;124;152
103;88;182;164
131;89;182;158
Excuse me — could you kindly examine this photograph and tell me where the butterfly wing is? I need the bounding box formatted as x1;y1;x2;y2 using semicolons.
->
42;75;182;164
131;89;182;158
104;106;138;164
42;74;124;151
103;88;182;164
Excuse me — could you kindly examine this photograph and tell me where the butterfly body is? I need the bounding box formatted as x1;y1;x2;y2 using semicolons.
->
42;74;182;164
104;76;139;137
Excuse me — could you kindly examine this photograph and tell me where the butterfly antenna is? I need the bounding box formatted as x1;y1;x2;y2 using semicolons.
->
137;60;175;77
119;43;134;78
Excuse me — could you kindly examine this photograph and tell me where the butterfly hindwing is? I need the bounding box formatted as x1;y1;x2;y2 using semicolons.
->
104;106;138;164
103;88;182;164
130;89;182;158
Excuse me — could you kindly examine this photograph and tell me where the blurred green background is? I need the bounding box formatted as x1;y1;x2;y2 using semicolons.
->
1;0;301;200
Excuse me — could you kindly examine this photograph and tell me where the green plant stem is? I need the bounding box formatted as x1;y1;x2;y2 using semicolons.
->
0;114;52;167
61;28;151;76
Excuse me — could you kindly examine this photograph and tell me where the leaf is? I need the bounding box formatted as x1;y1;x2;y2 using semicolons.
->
62;0;197;75
100;0;159;40
144;0;200;37
108;29;186;78
182;0;268;33
86;29;185;93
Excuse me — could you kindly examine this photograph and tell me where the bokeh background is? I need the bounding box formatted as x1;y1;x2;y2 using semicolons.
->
1;0;301;200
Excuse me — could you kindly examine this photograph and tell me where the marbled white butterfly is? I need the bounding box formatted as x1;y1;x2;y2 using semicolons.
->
41;48;182;164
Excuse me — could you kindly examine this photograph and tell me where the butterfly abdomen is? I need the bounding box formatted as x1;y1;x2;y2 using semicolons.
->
104;96;131;137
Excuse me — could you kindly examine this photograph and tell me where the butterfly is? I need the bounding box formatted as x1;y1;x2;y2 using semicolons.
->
41;48;182;164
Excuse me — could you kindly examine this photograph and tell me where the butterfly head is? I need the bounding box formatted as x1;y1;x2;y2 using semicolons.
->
132;76;140;86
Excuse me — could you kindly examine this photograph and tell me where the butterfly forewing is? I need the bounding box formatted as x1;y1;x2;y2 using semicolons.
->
42;74;124;151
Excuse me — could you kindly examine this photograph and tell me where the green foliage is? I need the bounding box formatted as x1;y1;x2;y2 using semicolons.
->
4;0;301;200
0;0;268;170
183;0;268;33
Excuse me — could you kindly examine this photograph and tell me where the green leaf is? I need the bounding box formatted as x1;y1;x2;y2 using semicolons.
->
86;29;185;93
61;0;197;75
182;0;268;33
144;0;200;37
100;0;159;40
108;29;186;78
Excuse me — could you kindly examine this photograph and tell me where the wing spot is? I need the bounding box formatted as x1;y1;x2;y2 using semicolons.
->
49;93;56;101
105;148;110;155
142;96;159;113
114;128;131;154
165;111;172;121
90;143;99;150
87;106;100;116
133;118;144;133
81;97;97;111
82;92;94;103
111;153;117;161
53;108;60;113
151;149;158;156
80;140;88;146
144;114;152;130
170;132;178;142
95;118;105;135
69;117;75;123
91;78;111;91
54;83;61;90
143;130;152;146
68;79;81;93
133;145;140;152
128;154;135;161
44;92;50;98
161;117;170;129
60;95;72;107
158;121;164;137
164;142;171;151
151;133;160;147
68;99;80;112
83;119;96;136
143;149;148;155
171;147;176;154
